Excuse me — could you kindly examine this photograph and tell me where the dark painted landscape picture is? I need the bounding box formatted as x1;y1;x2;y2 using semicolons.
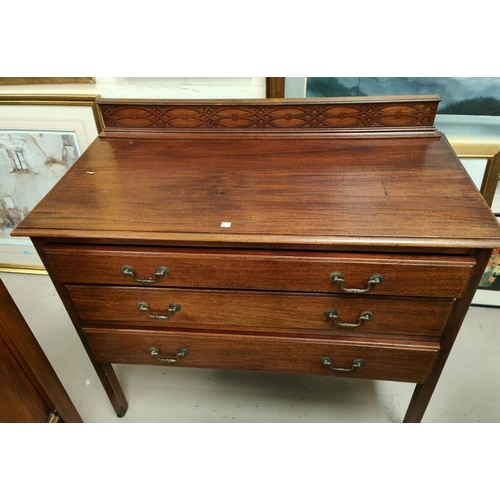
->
306;77;500;116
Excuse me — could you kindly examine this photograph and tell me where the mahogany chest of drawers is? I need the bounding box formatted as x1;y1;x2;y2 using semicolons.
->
14;96;500;422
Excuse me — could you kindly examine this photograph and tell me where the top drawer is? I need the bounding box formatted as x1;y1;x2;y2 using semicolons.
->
43;244;474;298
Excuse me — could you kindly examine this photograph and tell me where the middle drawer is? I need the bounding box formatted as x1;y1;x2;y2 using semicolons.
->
67;285;454;338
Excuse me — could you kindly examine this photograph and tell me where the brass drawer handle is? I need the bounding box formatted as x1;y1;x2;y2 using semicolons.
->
121;264;170;283
149;347;189;363
329;272;384;293
324;309;373;328
137;302;181;320
321;357;365;372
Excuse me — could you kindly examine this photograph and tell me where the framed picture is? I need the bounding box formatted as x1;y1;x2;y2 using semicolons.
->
0;94;103;273
302;77;500;143
453;146;500;307
0;78;95;85
453;144;500;206
472;238;500;308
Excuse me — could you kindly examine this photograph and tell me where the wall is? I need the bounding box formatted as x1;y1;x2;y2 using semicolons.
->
0;77;267;99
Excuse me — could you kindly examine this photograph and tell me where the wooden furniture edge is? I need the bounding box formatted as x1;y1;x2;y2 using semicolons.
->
97;95;441;105
96;95;440;134
266;77;285;98
0;280;83;423
11;229;500;251
31;240;128;417
403;247;492;422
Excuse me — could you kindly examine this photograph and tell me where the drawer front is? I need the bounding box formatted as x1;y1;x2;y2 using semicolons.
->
45;244;475;298
84;328;440;384
68;285;454;338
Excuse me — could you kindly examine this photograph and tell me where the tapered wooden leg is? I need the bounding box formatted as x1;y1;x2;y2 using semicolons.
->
72;333;128;417
60;323;129;417
404;248;492;423
94;363;128;417
404;384;438;423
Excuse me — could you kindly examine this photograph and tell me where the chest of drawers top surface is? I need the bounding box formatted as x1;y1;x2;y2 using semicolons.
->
13;98;500;249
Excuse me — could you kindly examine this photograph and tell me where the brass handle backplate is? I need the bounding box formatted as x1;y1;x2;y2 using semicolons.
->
321;357;365;372
149;347;189;363
324;309;373;328
329;272;384;294
121;264;170;283
137;302;181;320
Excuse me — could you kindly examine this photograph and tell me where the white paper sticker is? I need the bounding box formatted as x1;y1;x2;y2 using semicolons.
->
221;222;231;228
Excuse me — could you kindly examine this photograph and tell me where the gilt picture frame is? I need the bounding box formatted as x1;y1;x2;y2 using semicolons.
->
453;144;500;207
0;95;102;274
0;78;95;86
452;145;500;307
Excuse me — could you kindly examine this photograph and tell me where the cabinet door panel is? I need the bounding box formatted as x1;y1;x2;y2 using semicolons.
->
0;338;50;423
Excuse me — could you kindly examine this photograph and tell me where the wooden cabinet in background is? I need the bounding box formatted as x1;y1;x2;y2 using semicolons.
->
0;280;82;423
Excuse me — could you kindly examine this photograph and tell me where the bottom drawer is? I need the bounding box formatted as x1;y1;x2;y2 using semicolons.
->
84;328;439;384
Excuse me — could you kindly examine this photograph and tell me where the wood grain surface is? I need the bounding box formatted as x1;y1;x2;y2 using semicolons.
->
0;280;82;423
84;327;440;384
13;135;500;248
67;285;454;338
98;95;439;131
44;244;474;298
13;97;500;422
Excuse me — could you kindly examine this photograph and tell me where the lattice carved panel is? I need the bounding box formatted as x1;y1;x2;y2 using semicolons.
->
99;99;439;132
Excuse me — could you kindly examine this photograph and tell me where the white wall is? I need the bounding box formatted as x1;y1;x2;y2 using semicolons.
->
0;77;267;99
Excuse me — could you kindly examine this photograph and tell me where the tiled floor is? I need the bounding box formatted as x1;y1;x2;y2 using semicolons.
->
2;271;499;423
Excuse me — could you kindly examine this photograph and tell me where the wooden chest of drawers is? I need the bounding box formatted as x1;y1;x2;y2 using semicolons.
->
14;96;500;422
